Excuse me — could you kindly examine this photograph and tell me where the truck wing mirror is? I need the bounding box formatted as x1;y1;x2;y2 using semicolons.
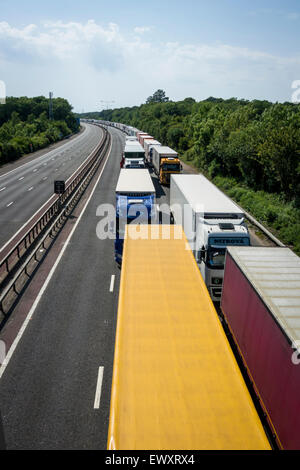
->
198;247;206;262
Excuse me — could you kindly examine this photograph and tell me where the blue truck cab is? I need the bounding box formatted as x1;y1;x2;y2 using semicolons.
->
115;169;156;264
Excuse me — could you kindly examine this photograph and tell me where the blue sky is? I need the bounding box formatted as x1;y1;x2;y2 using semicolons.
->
0;0;300;112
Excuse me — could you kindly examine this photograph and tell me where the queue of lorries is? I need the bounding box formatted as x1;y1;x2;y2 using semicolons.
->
85;119;300;450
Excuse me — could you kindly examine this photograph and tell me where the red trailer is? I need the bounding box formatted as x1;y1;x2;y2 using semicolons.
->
137;132;151;146
221;247;300;450
140;135;154;147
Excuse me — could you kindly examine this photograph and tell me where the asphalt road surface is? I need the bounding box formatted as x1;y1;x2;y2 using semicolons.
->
0;123;103;250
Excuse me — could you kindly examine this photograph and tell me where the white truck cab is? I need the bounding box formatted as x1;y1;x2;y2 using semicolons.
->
195;218;250;299
124;158;145;169
170;174;250;301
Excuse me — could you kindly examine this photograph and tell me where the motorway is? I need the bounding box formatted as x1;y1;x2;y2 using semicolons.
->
0;125;268;449
0;123;103;250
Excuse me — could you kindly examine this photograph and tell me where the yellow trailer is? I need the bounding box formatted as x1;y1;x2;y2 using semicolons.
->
107;225;271;450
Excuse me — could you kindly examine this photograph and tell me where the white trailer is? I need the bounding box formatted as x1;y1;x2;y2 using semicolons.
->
170;174;250;301
140;135;153;147
144;139;161;163
126;126;138;136
116;168;155;195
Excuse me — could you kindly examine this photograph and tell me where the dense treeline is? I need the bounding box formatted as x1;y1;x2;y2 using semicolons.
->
0;96;79;165
93;96;300;253
97;97;300;202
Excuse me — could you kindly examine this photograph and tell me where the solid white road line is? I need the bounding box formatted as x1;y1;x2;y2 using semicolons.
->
0;195;55;257
93;366;104;409
109;275;115;292
0;133;112;379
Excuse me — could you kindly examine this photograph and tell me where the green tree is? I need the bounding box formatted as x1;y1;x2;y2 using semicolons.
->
146;89;169;104
94;96;300;210
0;95;77;165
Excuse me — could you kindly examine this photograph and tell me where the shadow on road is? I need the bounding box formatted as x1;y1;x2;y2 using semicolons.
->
148;167;166;198
0;410;6;450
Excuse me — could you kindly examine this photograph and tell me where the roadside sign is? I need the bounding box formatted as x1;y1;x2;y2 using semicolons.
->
54;180;65;195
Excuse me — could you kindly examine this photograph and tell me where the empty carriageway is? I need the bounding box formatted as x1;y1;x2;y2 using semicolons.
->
0;123;103;250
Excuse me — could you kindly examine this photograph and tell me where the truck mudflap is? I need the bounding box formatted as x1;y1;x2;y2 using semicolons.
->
114;239;123;265
163;171;181;185
160;172;171;185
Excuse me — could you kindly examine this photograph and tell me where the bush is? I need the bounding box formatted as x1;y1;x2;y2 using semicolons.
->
213;176;300;255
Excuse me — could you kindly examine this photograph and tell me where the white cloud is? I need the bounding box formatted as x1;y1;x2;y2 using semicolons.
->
0;20;300;110
133;26;152;34
0;20;122;61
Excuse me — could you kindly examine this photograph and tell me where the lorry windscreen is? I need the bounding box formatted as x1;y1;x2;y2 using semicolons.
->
124;152;145;158
207;236;250;268
125;162;145;168
208;248;226;267
162;163;180;171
